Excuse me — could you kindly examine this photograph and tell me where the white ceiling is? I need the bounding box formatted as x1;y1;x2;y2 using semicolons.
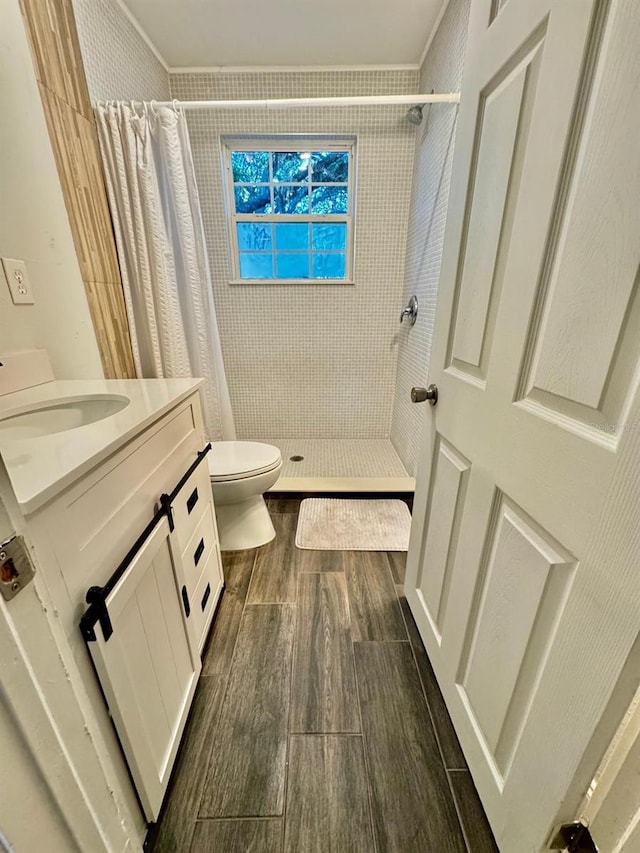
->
122;0;444;69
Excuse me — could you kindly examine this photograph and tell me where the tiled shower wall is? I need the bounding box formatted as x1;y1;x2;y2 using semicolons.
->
69;0;467;456
390;0;471;475
73;0;169;101
170;70;418;439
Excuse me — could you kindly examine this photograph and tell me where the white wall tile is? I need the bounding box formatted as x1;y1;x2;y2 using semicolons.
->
73;0;170;101
171;70;419;439
390;0;471;475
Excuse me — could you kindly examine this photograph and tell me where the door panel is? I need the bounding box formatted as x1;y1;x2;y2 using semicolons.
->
417;436;470;639
406;0;640;850
450;35;544;384
458;490;576;768
117;589;172;767
517;4;640;439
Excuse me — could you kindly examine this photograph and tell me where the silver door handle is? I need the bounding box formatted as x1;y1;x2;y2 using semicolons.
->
411;384;438;406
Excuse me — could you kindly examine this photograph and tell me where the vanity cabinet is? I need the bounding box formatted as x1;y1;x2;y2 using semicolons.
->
25;390;223;823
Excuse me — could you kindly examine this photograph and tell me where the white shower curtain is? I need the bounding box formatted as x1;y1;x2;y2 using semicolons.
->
95;101;235;441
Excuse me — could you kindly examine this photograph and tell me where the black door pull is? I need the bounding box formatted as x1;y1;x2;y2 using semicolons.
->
194;538;205;567
186;487;199;514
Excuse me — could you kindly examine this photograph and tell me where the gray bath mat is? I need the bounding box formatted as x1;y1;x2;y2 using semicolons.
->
295;498;411;551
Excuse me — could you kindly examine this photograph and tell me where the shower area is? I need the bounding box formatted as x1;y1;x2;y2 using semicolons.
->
70;0;469;494
170;68;461;492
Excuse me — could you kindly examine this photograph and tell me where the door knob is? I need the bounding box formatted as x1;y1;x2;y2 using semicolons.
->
411;384;438;406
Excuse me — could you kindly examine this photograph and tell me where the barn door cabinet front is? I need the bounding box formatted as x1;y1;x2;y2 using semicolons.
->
81;515;200;822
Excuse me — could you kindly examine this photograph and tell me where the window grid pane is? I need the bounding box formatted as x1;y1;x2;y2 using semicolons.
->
313;252;346;279
276;252;310;279
310;151;349;183
275;223;310;251
237;222;273;251
231;151;269;183
312;223;347;251
273;152;311;183
239;252;274;279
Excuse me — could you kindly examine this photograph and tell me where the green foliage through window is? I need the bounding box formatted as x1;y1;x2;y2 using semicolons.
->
227;144;353;281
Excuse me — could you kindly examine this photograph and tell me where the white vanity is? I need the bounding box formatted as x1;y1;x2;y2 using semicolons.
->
0;351;224;825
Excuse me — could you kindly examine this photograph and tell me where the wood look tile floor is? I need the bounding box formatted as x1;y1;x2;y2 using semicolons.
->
147;496;498;853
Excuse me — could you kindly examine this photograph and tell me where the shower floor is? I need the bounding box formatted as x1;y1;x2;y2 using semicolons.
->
255;438;415;493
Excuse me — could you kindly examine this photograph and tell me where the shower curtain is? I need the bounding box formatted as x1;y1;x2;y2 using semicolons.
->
95;101;235;441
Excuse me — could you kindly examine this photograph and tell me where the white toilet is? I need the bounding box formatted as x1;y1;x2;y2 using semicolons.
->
208;441;283;551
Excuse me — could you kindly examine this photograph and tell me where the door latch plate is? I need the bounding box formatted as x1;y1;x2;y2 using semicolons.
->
0;535;35;601
549;821;598;852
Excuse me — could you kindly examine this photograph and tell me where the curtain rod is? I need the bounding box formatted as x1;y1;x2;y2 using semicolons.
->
113;93;460;111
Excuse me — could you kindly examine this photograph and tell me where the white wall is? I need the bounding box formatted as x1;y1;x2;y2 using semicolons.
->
390;0;471;474
0;0;102;380
0;696;78;852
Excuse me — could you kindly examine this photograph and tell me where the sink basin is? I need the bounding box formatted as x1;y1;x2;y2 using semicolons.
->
0;394;130;439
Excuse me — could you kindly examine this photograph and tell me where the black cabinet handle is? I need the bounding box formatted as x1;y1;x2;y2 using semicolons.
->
181;585;191;617
194;538;205;567
186;487;199;515
201;583;211;612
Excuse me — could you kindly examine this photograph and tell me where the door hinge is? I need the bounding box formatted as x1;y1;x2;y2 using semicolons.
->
0;534;36;601
549;821;599;852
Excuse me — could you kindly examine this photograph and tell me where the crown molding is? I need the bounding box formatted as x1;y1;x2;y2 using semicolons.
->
168;63;420;75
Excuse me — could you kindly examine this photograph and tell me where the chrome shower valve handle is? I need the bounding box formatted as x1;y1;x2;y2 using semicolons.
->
400;295;418;325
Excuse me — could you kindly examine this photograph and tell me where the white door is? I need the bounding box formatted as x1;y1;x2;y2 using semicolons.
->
405;0;640;850
86;516;201;821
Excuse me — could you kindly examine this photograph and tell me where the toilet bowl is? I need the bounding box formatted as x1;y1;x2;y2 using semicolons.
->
209;441;282;551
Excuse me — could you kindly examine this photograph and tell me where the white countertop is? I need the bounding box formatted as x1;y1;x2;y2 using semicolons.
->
0;378;203;514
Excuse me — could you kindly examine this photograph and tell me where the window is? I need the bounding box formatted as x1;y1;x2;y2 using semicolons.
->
223;137;355;283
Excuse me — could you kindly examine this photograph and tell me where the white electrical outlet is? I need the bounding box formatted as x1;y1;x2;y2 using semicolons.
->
2;258;35;305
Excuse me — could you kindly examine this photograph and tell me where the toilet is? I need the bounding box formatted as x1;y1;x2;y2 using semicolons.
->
208;441;283;551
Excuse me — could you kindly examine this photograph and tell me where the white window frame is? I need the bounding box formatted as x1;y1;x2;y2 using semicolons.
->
221;135;357;285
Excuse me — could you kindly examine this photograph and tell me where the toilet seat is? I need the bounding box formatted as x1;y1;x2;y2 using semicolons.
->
208;441;282;482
